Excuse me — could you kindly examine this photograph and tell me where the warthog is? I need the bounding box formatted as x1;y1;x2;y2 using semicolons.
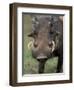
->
28;15;63;73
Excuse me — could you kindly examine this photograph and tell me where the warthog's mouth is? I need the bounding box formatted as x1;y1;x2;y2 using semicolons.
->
37;58;48;62
37;55;47;60
36;53;48;61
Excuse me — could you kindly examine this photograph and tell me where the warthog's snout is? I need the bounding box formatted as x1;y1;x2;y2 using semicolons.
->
28;40;55;60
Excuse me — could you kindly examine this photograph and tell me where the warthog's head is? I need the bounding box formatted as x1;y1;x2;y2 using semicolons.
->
28;15;63;61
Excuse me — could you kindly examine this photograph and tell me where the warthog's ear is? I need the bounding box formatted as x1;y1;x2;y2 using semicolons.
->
27;32;34;37
56;31;61;36
28;31;38;38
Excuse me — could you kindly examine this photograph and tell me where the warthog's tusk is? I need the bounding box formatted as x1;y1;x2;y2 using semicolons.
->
28;41;33;50
52;41;55;52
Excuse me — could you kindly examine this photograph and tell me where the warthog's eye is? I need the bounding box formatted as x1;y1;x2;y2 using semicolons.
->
48;22;53;27
50;31;54;35
49;28;55;35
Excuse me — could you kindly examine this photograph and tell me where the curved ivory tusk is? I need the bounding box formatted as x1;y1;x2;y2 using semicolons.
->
28;41;34;50
52;41;55;52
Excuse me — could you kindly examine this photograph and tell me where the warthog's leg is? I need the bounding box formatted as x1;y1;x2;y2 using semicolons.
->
38;61;46;73
56;55;63;73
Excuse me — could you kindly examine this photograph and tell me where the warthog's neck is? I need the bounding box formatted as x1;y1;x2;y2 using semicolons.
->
37;59;48;73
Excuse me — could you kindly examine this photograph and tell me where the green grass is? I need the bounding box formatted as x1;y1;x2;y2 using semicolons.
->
23;14;58;74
